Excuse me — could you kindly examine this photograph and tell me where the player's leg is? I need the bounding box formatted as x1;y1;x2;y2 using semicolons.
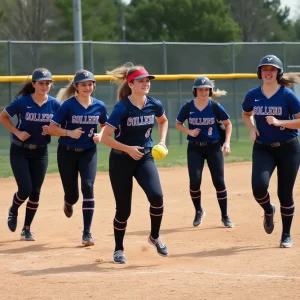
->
57;146;80;217
8;144;33;232
187;143;205;227
78;146;97;246
109;151;134;263
21;147;48;241
252;143;276;234
276;140;300;247
134;153;168;257
206;143;233;228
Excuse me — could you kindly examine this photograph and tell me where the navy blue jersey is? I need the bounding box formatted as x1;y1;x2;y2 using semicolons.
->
5;94;60;145
242;86;300;144
106;96;165;148
52;96;108;149
176;99;229;142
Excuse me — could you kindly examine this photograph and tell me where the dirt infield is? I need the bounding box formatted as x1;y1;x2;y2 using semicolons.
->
1;162;300;300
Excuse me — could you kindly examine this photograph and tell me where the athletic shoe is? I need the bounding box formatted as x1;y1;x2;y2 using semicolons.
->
280;233;293;248
148;236;168;256
8;207;18;232
193;210;206;227
63;202;73;218
263;204;276;234
113;250;127;264
82;231;95;247
221;216;234;228
20;228;35;241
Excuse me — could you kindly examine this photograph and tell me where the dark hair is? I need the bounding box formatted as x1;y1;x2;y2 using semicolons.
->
15;81;35;98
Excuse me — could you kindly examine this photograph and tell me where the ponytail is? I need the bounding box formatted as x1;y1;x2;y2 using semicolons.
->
56;80;76;102
106;62;145;101
211;89;227;98
278;74;300;88
15;81;35;98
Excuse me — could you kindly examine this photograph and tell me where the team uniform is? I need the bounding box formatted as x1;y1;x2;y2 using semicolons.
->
6;94;60;240
51;96;107;244
242;85;300;245
176;99;234;227
107;96;167;262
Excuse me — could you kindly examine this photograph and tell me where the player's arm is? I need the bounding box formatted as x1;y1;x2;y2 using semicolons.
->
156;114;168;146
0;109;30;141
266;113;300;129
242;111;260;141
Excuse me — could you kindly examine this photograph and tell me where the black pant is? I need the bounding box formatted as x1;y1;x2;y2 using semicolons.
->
109;151;163;221
57;145;97;205
10;143;48;201
187;142;225;191
252;139;300;207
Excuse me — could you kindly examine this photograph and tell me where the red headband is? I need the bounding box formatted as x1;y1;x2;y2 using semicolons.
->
127;69;150;83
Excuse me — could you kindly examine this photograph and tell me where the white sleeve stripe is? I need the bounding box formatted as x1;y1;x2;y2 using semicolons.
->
105;122;117;129
4;109;12;118
176;119;183;123
51;120;60;125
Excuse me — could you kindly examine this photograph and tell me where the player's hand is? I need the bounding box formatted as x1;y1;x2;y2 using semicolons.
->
222;142;231;157
266;116;280;127
16;130;31;141
93;133;101;144
69;127;85;139
188;128;201;137
158;141;168;154
127;146;144;160
41;125;50;136
250;127;259;142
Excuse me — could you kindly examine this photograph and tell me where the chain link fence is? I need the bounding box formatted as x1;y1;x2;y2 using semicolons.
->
0;41;300;154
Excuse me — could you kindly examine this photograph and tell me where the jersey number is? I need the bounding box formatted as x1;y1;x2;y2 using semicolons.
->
88;128;95;137
145;128;151;138
208;127;213;136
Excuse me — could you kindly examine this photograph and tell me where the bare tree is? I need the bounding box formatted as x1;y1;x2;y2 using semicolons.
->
0;0;63;71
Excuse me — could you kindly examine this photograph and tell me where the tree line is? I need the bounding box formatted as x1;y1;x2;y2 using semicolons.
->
0;0;299;43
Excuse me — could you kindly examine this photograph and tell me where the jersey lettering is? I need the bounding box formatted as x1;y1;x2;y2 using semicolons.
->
25;113;53;122
189;117;215;126
127;115;155;126
72;115;99;124
253;106;283;116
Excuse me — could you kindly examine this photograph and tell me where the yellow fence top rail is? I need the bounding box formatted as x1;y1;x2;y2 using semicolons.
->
0;73;259;83
0;73;299;83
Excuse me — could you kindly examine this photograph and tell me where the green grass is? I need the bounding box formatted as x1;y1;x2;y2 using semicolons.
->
0;141;253;178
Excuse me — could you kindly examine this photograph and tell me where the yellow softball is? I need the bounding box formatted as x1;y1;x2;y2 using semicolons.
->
152;144;168;160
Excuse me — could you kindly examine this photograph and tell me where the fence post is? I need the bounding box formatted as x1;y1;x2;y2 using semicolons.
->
231;42;239;141
89;41;94;74
7;40;12;104
282;42;286;71
177;80;183;145
162;41;170;145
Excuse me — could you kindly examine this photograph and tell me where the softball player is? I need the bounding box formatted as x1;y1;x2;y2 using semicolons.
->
242;54;300;248
101;62;169;264
48;70;107;247
176;77;234;228
0;68;60;241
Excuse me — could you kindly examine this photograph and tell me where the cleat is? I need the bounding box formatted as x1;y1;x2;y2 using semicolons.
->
280;234;293;248
221;216;234;228
63;202;73;218
20;228;35;241
82;231;95;247
193;210;206;227
148;236;168;256
8;207;18;232
113;250;127;264
263;204;275;234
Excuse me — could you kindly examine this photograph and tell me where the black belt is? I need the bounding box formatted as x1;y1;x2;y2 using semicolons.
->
12;139;46;149
255;137;297;148
189;140;219;147
112;148;151;156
